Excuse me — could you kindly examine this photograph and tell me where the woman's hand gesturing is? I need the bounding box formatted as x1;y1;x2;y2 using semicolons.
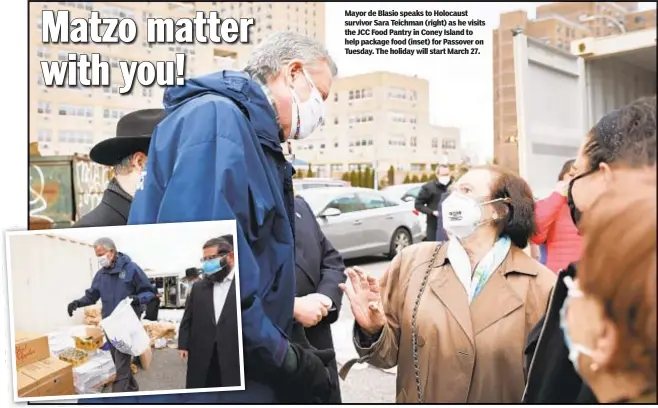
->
339;266;386;335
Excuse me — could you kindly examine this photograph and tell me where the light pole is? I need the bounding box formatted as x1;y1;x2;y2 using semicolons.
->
579;14;627;34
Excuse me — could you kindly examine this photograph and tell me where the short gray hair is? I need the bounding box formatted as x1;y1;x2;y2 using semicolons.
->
114;154;135;175
93;237;116;252
244;31;338;80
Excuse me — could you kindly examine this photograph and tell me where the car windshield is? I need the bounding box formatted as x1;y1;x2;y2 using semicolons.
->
383;184;420;200
297;191;333;214
382;185;408;198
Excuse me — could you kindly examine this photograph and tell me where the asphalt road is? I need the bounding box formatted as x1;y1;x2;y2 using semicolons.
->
333;256;396;403
126;257;396;403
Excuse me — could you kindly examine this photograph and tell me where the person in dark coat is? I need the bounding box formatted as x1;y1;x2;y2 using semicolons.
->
143;284;160;321
292;196;347;403
119;32;337;404
67;237;155;393
74;109;166;228
179;237;242;389
183;267;202;286
181;267;202;307
415;163;452;241
523;96;656;404
434;189;451;242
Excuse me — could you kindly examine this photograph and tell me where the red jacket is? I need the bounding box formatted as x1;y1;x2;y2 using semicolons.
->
531;192;582;273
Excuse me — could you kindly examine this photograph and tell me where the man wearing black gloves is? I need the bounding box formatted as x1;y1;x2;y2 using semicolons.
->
415;163;452;241
67;237;155;393
291;195;346;402
523;96;656;403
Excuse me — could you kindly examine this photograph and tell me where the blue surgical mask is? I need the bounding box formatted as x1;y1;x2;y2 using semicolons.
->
559;276;594;373
201;256;226;275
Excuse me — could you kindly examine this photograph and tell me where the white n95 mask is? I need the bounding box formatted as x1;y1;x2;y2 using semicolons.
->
441;193;507;238
289;70;325;140
559;276;596;374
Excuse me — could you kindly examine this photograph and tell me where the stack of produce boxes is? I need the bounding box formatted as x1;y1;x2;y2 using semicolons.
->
15;332;74;398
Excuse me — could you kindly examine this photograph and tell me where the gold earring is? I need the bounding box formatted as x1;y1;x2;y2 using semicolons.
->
590;362;599;372
492;213;499;220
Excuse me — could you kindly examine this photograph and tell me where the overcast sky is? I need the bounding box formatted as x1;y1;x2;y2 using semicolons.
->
44;220;237;275
324;2;656;159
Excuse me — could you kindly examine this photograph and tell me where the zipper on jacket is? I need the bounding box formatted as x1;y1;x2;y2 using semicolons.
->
521;281;557;401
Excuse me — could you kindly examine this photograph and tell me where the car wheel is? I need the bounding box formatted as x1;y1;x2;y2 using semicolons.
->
387;228;412;259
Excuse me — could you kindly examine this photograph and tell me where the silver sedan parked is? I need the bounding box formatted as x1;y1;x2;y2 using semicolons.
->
297;187;424;260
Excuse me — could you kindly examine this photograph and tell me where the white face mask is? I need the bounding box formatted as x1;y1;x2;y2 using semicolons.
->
441;193;505;238
118;164;147;197
560;276;595;373
438;176;451;185
98;253;112;268
289;70;325;140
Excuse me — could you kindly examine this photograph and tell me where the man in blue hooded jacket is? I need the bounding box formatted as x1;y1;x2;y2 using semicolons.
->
87;32;339;404
68;237;154;393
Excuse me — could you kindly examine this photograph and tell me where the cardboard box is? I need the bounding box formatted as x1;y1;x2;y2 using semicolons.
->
15;332;50;369
19;357;74;398
16;371;39;398
72;327;105;351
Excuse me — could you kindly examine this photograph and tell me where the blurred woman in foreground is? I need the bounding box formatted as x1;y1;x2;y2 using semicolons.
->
561;169;656;403
339;165;555;403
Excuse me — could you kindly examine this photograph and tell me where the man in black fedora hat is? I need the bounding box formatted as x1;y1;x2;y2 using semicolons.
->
74;109;167;228
183;267;202;286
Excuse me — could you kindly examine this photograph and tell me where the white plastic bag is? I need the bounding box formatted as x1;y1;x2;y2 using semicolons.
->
100;298;150;356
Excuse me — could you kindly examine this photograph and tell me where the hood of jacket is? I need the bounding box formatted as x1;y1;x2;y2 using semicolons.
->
162;70;283;153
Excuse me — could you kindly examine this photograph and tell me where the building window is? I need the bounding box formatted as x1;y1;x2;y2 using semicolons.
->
389;134;406;147
410;137;417;147
58;104;94;117
349;114;374;124
442;139;457;149
37;129;52;142
635;15;646;24
388;87;406;100
431;138;438;148
36;47;50;58
333;117;339;125
330;164;343;172
333;93;338;102
37;101;51;114
348;88;373;101
389;112;406;123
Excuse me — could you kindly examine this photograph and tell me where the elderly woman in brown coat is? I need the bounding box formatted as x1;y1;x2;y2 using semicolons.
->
340;165;556;403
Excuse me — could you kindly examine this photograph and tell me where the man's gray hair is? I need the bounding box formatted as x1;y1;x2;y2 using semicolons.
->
114;154;135;175
93;237;116;252
244;31;338;80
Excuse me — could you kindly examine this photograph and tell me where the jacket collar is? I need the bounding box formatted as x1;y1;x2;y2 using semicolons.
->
106;178;133;203
100;180;132;223
427;242;542;348
434;240;539;277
